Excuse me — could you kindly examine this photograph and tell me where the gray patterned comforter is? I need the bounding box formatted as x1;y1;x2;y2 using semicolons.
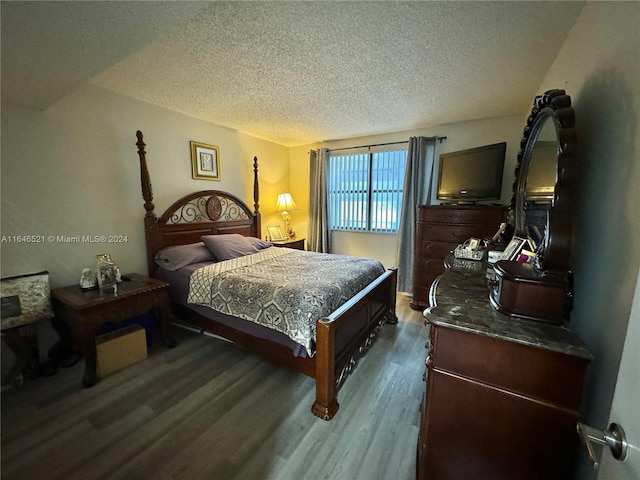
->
187;247;385;355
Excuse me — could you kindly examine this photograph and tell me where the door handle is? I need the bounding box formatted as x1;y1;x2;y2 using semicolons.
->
576;422;629;469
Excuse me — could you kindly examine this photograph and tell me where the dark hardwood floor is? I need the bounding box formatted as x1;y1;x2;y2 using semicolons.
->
1;296;427;480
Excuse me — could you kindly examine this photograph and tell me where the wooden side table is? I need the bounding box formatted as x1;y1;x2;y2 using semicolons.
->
271;238;305;250
51;273;175;387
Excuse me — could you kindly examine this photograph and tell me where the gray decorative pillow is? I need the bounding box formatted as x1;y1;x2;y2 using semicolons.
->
154;242;215;271
201;234;271;261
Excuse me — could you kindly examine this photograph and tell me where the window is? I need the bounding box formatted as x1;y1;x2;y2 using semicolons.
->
328;148;407;232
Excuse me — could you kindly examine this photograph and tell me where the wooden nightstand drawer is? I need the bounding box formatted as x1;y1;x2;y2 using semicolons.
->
271;238;305;250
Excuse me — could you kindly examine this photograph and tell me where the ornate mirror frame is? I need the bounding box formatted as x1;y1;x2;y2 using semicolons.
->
511;89;576;272
491;90;576;324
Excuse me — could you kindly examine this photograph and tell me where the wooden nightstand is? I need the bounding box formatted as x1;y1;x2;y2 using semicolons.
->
51;273;175;387
271;238;305;250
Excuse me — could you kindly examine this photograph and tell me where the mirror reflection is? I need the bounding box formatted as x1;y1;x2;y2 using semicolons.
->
526;118;557;203
520;116;558;242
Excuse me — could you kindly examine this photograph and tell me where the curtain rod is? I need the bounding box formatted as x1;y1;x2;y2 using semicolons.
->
327;136;446;153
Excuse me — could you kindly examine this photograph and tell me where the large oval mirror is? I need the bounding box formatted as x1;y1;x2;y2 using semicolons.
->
492;90;576;324
511;89;575;273
514;114;557;239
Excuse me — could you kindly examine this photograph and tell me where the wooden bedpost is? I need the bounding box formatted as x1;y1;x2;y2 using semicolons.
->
136;130;160;276
253;156;261;237
312;319;339;420
253;156;259;215
136;131;155;218
386;267;399;324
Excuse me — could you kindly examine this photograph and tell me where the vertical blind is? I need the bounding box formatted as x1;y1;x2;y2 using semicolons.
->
328;149;407;232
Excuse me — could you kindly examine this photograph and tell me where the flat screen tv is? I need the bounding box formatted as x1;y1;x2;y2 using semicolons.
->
436;142;506;203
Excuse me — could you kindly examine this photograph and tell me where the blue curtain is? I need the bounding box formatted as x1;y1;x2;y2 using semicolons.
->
395;137;437;293
308;148;330;253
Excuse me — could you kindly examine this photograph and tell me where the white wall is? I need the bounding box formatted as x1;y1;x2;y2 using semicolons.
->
290;114;525;268
537;3;640;478
1;84;290;288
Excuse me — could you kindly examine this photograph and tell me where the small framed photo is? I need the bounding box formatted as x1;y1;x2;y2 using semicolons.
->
190;141;220;180
467;237;481;251
267;225;287;242
97;265;117;290
500;236;527;261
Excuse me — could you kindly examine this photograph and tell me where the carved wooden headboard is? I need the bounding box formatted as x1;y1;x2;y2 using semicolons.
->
135;130;261;276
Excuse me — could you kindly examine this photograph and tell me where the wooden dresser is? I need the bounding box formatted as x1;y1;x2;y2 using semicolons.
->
411;205;506;310
418;261;592;480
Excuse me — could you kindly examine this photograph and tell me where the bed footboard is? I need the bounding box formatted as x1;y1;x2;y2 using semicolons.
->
312;267;397;420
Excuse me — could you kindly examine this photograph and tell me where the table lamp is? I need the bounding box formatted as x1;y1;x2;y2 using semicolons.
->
275;192;299;238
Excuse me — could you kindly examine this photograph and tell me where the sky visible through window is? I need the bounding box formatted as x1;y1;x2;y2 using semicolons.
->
328;149;407;232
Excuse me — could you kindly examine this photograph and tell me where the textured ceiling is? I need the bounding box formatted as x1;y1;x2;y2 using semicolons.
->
2;1;585;147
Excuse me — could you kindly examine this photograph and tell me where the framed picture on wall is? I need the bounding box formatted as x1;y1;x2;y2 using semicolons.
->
190;141;220;180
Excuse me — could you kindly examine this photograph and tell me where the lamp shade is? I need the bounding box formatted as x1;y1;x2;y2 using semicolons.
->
275;193;299;212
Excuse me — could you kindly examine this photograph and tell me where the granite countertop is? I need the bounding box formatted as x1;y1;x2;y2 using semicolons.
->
424;260;593;360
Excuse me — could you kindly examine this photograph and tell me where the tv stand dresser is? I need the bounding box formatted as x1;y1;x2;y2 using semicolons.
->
418;259;592;480
411;205;506;310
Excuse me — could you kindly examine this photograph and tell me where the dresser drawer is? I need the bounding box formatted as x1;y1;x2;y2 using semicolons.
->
418;240;456;261
417;258;448;276
419;225;498;243
415;269;444;292
431;326;589;410
412;273;440;307
419;206;506;225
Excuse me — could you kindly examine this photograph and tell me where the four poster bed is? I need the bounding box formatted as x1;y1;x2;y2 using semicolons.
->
135;130;398;420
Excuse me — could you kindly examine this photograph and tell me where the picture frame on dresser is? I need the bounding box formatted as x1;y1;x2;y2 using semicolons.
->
467;237;481;251
97;265;116;290
267;225;286;241
500;236;527;261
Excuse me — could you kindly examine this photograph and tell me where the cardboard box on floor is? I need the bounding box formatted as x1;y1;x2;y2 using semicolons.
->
96;324;147;378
